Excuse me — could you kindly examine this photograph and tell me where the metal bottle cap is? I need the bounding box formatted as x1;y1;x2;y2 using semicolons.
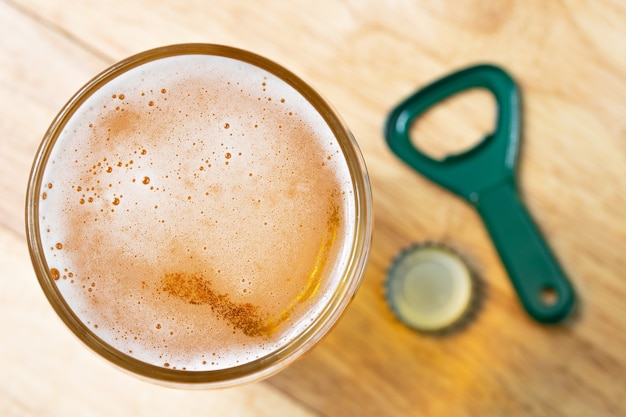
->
385;244;477;333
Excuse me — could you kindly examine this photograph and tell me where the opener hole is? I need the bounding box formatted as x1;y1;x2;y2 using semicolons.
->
539;286;559;307
409;88;496;161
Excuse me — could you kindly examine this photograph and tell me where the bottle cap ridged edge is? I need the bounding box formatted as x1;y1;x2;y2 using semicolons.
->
384;242;484;335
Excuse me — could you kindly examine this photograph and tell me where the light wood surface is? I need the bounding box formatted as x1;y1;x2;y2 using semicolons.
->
2;1;625;415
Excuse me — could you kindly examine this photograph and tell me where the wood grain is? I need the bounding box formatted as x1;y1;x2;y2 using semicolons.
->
1;0;625;416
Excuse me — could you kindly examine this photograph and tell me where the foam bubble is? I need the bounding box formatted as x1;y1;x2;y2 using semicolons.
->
39;53;356;370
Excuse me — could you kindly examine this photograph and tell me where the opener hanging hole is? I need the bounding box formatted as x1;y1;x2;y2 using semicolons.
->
409;88;496;161
539;286;559;307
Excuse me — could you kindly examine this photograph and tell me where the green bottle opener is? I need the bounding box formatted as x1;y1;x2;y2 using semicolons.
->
384;64;575;323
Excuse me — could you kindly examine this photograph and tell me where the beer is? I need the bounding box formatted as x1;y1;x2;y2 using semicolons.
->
26;45;371;387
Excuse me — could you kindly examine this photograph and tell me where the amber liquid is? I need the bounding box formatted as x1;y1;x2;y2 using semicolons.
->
38;53;356;371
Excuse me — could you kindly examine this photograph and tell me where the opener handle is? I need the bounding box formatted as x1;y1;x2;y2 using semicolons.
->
477;181;575;323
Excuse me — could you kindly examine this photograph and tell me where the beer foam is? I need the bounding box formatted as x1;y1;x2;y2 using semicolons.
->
38;54;356;370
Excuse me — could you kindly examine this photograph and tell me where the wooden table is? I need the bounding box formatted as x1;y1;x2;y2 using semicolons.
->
2;1;625;415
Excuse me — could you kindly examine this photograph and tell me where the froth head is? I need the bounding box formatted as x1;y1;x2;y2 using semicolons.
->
26;44;372;388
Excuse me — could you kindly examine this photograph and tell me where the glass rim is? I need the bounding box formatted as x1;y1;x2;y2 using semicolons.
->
25;43;372;388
